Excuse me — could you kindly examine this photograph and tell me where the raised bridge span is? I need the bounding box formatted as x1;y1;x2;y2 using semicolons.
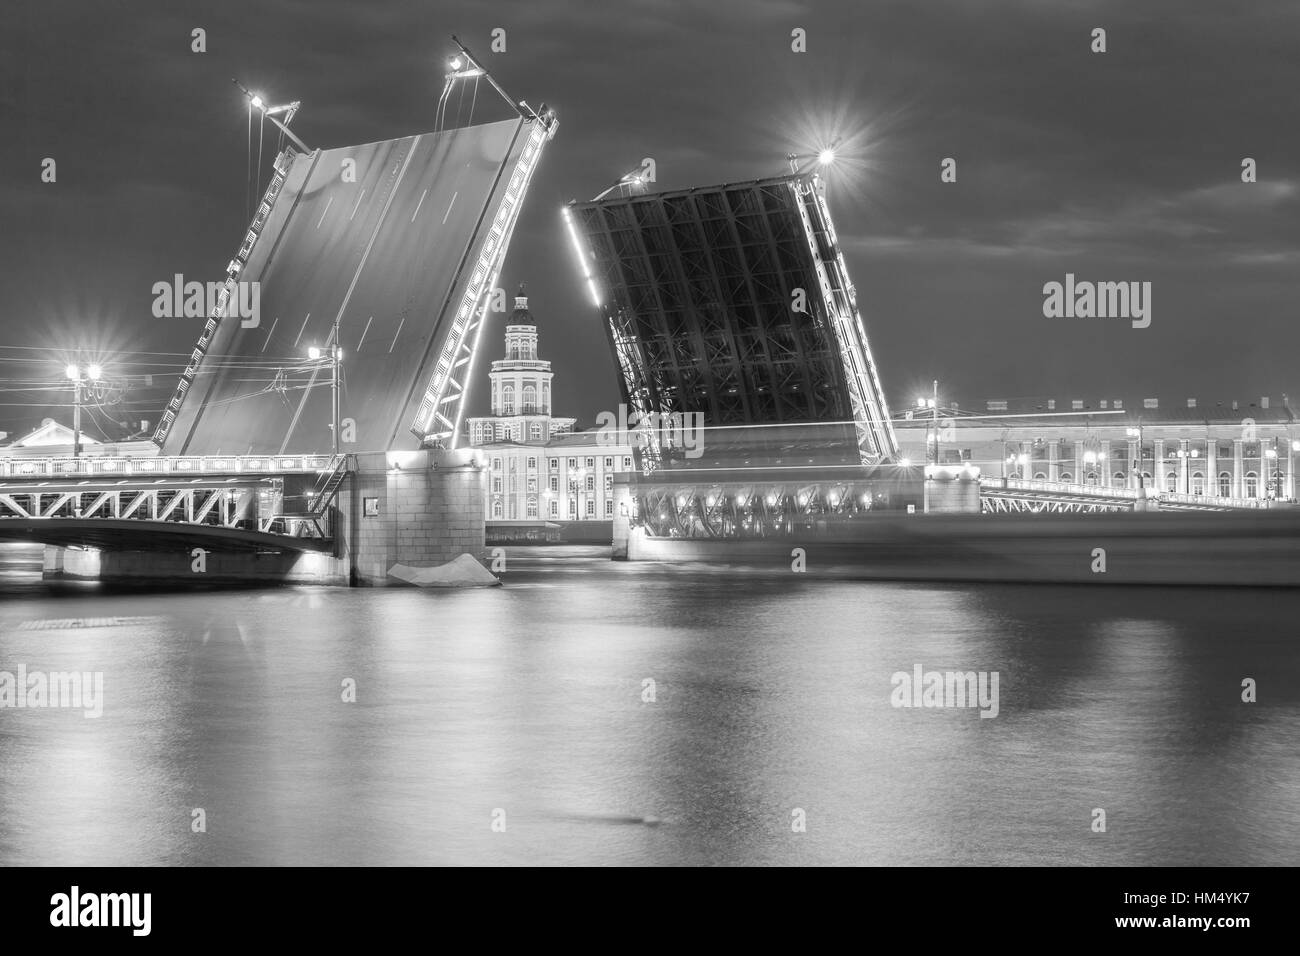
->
7;86;557;582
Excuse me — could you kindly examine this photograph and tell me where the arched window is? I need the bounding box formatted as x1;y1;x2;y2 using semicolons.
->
1113;471;1125;486
522;386;536;414
1086;472;1099;485
1059;472;1073;483
542;384;550;412
526;498;538;518
1034;472;1047;480
527;457;537;469
502;385;515;415
1245;472;1258;497
1218;472;1232;497
1191;472;1204;495
492;500;503;518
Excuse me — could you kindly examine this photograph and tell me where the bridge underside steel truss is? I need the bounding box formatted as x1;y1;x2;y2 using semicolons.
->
568;173;897;474
0;455;351;543
636;478;905;539
0;479;329;540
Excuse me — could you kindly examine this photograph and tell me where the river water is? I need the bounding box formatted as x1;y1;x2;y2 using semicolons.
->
0;542;1296;866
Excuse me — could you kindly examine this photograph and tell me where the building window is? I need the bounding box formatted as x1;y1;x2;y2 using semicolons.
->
1086;472;1099;485
549;500;558;517
1059;472;1073;483
586;476;595;492
492;458;501;471
604;475;613;491
492;477;502;493
530;423;542;441
549;475;558;492
1246;472;1259;497
604;457;613;468
1218;472;1232;497
523;385;536;413
623;456;632;468
527;499;538;518
549;458;558;470
586;500;595;517
1034;472;1046;480
1165;472;1177;493
1192;472;1204;495
492;501;503;518
585;457;594;468
527;457;537;470
1113;471;1125;486
605;500;614;516
502;386;514;415
568;458;577;469
527;478;537;493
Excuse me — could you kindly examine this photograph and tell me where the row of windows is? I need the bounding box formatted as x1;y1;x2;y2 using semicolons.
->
491;499;614;518
1019;470;1282;497
492;475;614;493
490;456;632;471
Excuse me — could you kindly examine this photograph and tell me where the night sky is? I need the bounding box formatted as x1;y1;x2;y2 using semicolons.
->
2;0;1298;441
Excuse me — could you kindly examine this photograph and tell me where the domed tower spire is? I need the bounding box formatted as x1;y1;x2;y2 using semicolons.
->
485;282;552;419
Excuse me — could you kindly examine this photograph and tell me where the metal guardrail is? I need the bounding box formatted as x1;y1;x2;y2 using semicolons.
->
0;454;340;480
983;477;1268;510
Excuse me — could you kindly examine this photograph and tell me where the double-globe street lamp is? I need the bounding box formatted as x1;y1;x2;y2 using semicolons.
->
306;338;343;456
65;363;103;459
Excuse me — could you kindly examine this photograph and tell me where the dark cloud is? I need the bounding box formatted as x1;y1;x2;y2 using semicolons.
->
1;0;1297;437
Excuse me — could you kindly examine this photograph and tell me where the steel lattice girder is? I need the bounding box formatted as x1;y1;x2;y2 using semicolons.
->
0;479;329;540
636;479;891;538
568;173;898;470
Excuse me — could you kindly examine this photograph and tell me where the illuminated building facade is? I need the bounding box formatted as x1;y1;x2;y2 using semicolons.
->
895;395;1298;500
467;292;634;529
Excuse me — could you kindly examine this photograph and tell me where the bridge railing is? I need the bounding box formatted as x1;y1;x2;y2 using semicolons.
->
985;477;1136;500
983;476;1269;510
0;454;340;480
1159;490;1267;509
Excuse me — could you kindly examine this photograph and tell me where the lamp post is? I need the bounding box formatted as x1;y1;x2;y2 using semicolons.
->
1126;423;1144;491
308;330;342;456
65;362;102;459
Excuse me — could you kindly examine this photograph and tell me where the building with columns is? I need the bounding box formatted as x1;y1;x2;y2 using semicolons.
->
895;395;1298;501
467;289;634;538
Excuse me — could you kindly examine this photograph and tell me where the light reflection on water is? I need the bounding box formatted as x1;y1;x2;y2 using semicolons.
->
0;543;1297;866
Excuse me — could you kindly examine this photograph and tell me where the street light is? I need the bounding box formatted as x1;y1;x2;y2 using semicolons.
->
306;332;343;456
65;362;104;459
1126;424;1145;490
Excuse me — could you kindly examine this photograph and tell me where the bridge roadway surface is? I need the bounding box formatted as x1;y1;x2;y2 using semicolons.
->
165;117;530;457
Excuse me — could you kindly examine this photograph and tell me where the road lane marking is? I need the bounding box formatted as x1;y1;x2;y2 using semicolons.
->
316;196;333;229
261;315;280;353
281;136;423;455
357;315;374;352
389;315;406;353
292;313;312;348
349;188;366;222
411;188;428;222
442;190;458;224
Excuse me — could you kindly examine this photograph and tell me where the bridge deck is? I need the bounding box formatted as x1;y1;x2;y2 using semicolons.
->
162;118;539;456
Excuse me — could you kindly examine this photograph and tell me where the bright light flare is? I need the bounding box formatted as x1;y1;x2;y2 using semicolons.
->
250;95;264;110
87;364;102;380
65;364;78;380
817;148;835;166
562;205;601;307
